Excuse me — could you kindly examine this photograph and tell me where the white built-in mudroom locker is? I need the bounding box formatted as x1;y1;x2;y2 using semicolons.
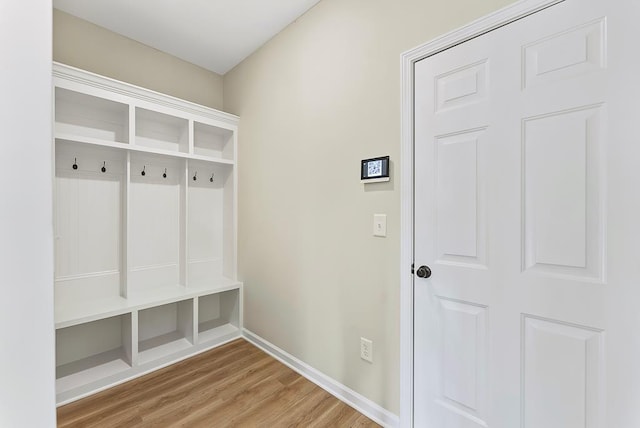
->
52;63;242;405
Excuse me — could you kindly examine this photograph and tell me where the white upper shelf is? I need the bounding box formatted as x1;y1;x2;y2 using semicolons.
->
53;62;238;165
54;133;235;165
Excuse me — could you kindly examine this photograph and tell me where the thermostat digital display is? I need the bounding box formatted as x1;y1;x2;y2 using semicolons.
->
361;156;390;182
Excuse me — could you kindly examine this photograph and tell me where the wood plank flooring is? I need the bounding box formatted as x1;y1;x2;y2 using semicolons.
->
57;339;380;427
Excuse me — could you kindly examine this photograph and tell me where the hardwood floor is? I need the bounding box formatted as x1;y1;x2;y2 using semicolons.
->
57;339;381;427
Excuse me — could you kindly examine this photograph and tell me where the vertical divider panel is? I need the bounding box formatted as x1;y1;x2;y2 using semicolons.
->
122;312;133;365
131;310;139;366
129;105;136;148
177;300;194;345
224;147;237;280
181;159;189;287
188;120;194;155
232;132;238;279
193;296;200;345
124;105;134;298
222;290;240;328
122;151;131;298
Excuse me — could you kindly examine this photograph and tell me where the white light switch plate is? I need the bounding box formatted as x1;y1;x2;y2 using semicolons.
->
373;214;387;237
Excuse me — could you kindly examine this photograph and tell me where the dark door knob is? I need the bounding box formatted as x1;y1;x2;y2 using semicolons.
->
416;265;431;279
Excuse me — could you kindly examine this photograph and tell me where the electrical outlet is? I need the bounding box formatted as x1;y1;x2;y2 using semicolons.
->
360;337;373;363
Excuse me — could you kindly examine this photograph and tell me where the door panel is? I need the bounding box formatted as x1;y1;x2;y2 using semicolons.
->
435;129;487;268
414;0;640;426
415;28;498;428
522;315;604;428
522;105;605;280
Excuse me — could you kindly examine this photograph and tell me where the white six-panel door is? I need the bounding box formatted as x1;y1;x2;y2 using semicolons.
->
414;0;640;426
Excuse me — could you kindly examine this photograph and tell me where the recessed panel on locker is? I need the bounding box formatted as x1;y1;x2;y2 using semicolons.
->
54;141;126;303
128;153;186;295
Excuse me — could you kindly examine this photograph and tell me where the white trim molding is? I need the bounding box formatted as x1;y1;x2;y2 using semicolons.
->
242;329;399;428
53;62;240;126
399;0;564;426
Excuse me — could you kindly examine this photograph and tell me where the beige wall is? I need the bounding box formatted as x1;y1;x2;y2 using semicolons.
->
224;0;515;413
53;9;224;110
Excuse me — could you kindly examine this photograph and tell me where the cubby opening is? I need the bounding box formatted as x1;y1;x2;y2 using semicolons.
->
193;122;234;160
136;108;189;153
187;161;234;286
138;300;193;364
197;290;240;344
54;142;126;306
55;88;129;143
128;154;186;297
56;314;133;395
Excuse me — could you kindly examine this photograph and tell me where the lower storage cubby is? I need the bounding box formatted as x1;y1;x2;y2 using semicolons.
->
138;300;193;365
56;314;132;397
55;286;241;405
197;289;240;344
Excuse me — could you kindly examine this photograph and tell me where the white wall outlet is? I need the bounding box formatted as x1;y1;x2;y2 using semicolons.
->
360;337;373;363
373;214;387;237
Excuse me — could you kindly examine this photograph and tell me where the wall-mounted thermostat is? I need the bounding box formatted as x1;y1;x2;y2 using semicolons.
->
361;156;390;183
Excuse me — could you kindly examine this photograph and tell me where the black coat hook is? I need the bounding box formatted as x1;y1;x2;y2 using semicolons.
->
210;173;214;183
101;161;106;173
163;168;167;178
193;171;197;181
141;166;146;176
72;157;78;170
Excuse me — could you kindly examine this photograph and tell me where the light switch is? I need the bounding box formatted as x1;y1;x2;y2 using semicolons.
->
373;214;387;237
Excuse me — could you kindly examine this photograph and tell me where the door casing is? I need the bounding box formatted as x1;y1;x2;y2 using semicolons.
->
399;0;565;426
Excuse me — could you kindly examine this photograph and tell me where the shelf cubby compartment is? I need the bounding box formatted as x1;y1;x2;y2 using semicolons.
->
135;107;189;153
187;160;234;287
128;154;186;297
193;121;234;160
56;314;133;398
197;289;240;344
55;87;129;144
138;300;193;365
54;141;126;305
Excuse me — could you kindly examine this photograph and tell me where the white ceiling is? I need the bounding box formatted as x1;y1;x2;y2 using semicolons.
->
53;0;322;75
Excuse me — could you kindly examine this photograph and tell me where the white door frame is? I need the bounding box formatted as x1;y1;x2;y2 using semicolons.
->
399;0;565;426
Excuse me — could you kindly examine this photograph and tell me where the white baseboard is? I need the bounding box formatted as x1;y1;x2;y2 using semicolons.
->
242;329;399;427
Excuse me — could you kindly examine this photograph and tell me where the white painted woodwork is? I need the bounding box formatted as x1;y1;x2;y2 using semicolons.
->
56;315;132;394
128;154;183;293
435;130;487;268
194;122;234;160
522;315;604;428
55;143;124;301
413;0;640;426
438;298;488;422
138;300;194;365
56;88;129;143
135;107;189;153
523;105;604;279
197;289;241;344
187;160;228;286
52;63;242;405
